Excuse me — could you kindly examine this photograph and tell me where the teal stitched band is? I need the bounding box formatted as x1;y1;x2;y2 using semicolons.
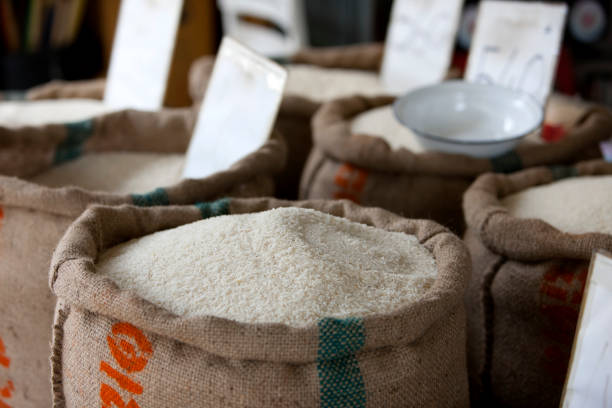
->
195;198;231;219
131;188;170;207
317;317;366;408
549;165;579;180
54;120;94;164
490;151;523;173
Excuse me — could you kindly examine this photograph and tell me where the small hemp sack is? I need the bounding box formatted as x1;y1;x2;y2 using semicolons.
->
462;159;612;407
50;197;470;408
0;110;285;408
300;95;612;234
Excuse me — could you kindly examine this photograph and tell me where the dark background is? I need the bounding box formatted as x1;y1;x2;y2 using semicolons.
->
1;0;610;107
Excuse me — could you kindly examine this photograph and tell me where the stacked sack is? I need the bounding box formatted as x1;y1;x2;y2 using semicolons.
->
0;109;286;408
301;96;612;233
463;160;612;407
50;198;470;407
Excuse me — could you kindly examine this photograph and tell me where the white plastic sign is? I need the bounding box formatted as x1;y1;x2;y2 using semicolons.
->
104;0;183;111
381;0;464;94
182;37;287;179
465;1;567;105
562;251;612;407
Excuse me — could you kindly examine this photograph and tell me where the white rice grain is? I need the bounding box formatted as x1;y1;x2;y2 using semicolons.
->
31;152;184;194
97;207;438;327
285;65;387;102
0;99;114;127
350;105;424;152
502;175;612;235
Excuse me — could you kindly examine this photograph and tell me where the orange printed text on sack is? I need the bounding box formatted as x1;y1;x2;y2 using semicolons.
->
333;163;368;204
539;261;588;381
0;336;14;408
99;322;153;408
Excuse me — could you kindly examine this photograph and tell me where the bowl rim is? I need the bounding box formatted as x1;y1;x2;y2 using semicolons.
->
392;80;544;145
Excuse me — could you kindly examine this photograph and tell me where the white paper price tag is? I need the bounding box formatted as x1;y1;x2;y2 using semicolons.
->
182;37;287;179
380;0;464;94
562;251;612;407
104;0;183;111
465;1;567;105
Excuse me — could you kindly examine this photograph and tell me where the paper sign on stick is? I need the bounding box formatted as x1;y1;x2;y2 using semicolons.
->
562;251;612;407
182;37;287;179
465;1;567;105
381;0;464;94
104;0;183;111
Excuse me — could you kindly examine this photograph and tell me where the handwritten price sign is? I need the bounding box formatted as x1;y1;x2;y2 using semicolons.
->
465;1;567;105
380;0;464;94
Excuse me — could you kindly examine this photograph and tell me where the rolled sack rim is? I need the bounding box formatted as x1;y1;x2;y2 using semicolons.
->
463;159;612;262
311;94;612;178
50;197;470;364
0;117;287;217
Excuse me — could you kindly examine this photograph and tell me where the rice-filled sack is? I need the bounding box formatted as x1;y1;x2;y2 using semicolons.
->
0;98;114;127
189;43;453;200
50;197;470;408
462;160;612;407
26;78;107;101
0;111;286;408
0;78;110;128
300;95;612;233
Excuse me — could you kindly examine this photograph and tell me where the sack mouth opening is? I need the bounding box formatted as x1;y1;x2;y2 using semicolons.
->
50;198;469;363
465;160;612;262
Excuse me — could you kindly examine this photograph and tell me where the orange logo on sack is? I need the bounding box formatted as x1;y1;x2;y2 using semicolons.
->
333;163;368;204
99;323;153;408
0;336;13;408
538;261;588;381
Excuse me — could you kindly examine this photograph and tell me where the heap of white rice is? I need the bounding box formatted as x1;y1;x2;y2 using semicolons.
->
97;207;438;327
502;175;612;235
350;105;424;152
285;65;387;102
0;99;113;127
31;152;184;194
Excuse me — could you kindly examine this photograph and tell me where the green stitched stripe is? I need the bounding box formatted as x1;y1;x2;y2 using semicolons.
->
549;165;579;181
194;198;231;219
131;188;170;207
490;151;523;174
54;120;94;164
317;318;366;408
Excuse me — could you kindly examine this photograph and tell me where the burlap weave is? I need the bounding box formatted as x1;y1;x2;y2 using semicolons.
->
462;159;612;407
50;197;470;408
0;110;286;408
300;95;612;233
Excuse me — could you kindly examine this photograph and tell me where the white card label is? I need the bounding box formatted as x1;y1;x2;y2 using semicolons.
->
104;0;183;111
380;0;464;94
562;251;612;408
182;37;287;179
465;1;567;105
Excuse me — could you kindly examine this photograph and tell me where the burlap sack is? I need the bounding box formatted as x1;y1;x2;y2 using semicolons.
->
300;95;612;233
26;78;107;100
462;159;612;407
0;111;286;408
50;197;470;408
188;43;384;200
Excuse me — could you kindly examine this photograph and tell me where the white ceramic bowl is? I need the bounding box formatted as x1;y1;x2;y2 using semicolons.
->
393;80;543;158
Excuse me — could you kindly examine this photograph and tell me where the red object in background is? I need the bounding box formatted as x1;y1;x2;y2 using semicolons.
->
541;123;566;143
555;46;577;95
451;50;468;77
